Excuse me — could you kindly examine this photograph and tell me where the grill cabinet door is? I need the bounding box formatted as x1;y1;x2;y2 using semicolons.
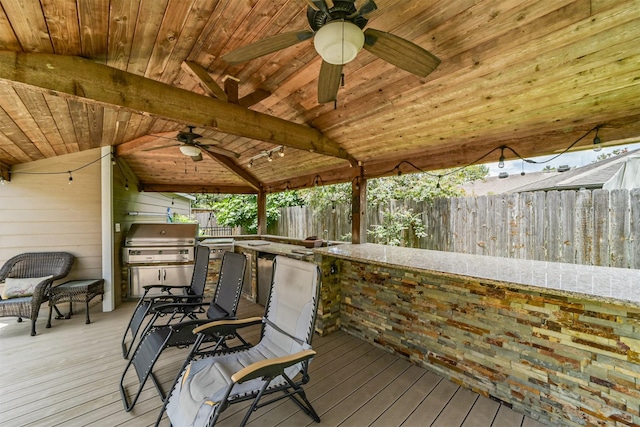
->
162;265;194;287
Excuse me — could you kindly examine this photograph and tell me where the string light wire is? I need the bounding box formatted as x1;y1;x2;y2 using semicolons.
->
389;126;601;181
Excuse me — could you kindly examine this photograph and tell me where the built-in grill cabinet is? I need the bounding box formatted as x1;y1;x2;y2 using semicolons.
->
123;223;198;297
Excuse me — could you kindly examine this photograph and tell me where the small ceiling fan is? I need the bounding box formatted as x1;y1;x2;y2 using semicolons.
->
221;0;441;103
144;126;240;162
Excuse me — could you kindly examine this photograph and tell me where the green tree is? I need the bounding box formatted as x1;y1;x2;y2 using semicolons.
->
368;207;427;246
205;191;304;234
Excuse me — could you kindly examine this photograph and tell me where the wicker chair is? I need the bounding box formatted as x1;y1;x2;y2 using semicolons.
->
0;252;75;336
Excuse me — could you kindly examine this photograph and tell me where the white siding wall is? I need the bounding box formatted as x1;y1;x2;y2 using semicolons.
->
0;150;193;304
0;149;102;281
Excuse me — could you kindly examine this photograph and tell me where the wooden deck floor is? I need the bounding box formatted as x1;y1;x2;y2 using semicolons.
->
0;299;548;427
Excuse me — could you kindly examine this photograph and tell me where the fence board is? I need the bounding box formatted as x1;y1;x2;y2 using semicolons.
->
546;191;562;262
508;193;522;259
533;192;546;261
561;191;576;264
631;189;640;269
496;194;510;259
609;190;629;268
574;190;593;265
520;192;535;260
476;196;488;256
592;190;610;266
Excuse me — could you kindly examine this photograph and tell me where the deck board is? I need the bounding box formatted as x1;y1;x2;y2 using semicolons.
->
0;299;547;426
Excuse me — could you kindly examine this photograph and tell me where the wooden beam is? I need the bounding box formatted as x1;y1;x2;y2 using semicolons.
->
0;52;353;161
239;89;271;108
181;61;228;102
351;171;366;244
114;131;178;156
223;75;239;105
257;190;267;235
200;149;262;191
0;163;10;182
139;184;257;194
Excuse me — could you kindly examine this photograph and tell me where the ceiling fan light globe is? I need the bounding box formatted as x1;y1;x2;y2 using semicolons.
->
179;145;201;157
314;21;364;65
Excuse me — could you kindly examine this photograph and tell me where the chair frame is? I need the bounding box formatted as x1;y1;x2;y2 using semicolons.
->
0;252;74;336
119;251;247;411
121;245;210;358
156;256;322;427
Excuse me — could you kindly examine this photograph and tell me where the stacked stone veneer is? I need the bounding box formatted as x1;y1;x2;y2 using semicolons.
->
330;257;640;426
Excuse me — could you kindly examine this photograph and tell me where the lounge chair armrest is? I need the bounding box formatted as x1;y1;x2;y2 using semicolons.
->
192;317;263;336
231;349;317;383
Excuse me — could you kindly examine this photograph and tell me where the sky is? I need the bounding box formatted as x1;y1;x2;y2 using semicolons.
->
487;141;640;177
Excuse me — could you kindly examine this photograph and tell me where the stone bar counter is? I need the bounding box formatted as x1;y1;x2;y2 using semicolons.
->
314;243;640;427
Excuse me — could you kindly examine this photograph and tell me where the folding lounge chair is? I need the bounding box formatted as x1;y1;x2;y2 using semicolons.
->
0;252;74;336
121;245;210;359
157;255;321;427
119;251;247;411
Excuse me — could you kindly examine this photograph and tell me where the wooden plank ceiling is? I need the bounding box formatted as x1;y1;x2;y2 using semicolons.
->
0;0;638;194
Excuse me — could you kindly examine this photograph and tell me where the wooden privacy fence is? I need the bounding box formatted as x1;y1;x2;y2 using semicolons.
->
271;189;640;269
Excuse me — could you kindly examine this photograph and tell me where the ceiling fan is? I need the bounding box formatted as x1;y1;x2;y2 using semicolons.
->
144;126;240;162
221;0;441;103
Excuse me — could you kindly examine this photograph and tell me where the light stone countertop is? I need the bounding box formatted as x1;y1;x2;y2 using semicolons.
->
315;243;640;306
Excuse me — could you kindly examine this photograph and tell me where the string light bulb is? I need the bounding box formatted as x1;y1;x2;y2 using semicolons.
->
0;175;5;186
593;127;602;152
68;171;73;184
498;147;505;169
125;180;129;191
268;152;273;162
279;147;285;157
248;159;253;168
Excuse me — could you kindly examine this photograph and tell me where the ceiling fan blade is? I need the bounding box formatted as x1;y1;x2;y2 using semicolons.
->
364;28;441;77
318;60;343;103
199;144;241;159
310;0;330;15
221;30;314;65
348;0;377;19
143;143;180;151
191;153;204;162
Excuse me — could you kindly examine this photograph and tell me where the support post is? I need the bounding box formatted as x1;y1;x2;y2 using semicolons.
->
351;170;367;244
257;190;267;235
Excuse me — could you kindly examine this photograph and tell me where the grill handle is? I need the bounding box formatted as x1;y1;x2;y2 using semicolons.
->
163;269;167;281
158;269;161;281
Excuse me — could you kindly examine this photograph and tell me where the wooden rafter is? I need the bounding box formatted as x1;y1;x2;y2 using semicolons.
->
201;149;262;191
0;52;354;162
114;131;178;156
181;61;228;102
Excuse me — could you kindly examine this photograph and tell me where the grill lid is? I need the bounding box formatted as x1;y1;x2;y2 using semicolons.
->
124;223;198;247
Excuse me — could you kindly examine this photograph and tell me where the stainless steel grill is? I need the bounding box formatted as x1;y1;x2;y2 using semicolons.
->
123;223;198;264
200;238;234;259
123;223;199;298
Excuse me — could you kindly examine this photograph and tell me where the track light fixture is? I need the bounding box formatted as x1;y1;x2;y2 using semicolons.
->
247;146;285;168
